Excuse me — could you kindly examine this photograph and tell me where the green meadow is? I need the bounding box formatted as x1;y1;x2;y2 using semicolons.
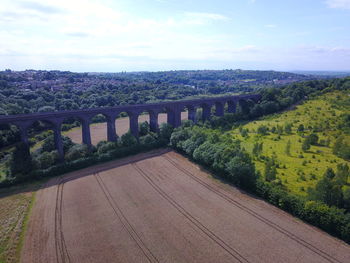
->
233;90;350;196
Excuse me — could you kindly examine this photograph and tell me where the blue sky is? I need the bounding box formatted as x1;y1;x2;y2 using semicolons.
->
0;0;349;72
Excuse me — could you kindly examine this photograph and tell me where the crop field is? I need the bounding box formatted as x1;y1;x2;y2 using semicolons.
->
233;91;350;196
64;112;188;145
21;150;349;263
0;183;39;263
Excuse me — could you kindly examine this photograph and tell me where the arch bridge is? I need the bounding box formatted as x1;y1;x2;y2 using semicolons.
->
0;94;261;160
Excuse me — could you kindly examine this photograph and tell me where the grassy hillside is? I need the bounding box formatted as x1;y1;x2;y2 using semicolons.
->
233;90;350;196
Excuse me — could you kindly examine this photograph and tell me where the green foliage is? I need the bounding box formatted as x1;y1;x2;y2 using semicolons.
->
159;123;174;140
139;133;158;145
297;124;305;132
284;123;292;134
285;140;291;156
257;125;269;135
139;121;150;136
121;132;138;147
96;141;117;155
252;142;263;156
42;135;74;154
308;133;319;145
309;168;344;207
65;144;90;162
35;151;58;169
225;154;257;189
264;158;277;182
10;143;32;177
333;136;350;160
302;137;311;152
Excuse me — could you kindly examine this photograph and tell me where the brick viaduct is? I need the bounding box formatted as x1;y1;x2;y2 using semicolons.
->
0;94;261;160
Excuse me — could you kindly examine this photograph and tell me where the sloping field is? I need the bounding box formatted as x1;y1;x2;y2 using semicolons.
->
22;150;350;263
65;112;188;145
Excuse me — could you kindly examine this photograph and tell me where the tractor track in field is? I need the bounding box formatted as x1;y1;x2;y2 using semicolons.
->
162;154;343;263
54;179;71;263
93;173;159;263
131;162;250;263
22;150;350;263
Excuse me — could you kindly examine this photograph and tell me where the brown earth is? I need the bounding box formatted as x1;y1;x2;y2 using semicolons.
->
22;150;350;263
65;112;188;145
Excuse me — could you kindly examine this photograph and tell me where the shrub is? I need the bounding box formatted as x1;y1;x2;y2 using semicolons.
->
65;144;90;162
121;132;138;147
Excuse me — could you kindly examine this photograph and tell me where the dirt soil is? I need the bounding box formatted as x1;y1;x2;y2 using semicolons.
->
22;150;350;263
65;112;187;145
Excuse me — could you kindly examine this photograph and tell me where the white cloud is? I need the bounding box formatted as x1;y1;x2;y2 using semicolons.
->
326;0;350;9
264;24;277;28
183;12;230;25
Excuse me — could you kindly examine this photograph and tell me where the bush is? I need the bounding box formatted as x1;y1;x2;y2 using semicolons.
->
159;123;173;140
140;133;157;145
65;144;90;162
121;132;138;147
97;141;118;154
35;151;59;169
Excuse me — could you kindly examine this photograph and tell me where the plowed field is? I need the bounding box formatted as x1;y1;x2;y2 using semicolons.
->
22;150;350;263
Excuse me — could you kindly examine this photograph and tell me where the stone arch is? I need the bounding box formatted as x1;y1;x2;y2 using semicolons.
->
115;111;131;137
22;118;64;160
59;116;85;145
82;112;111;146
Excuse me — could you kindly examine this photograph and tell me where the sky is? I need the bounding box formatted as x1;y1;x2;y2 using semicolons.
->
0;0;350;72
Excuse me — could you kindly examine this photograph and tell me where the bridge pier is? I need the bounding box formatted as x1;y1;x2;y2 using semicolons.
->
17;124;30;149
202;104;212;121
107;116;117;142
82;118;92;148
188;107;196;123
129;114;139;138
215;102;224;117
149;111;159;132
227;100;237;113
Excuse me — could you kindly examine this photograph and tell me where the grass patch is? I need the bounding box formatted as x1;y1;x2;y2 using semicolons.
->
0;182;41;263
233;90;350;196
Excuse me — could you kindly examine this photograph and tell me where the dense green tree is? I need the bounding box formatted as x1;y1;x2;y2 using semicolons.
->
139;121;150;136
252;142;263;156
264;159;277;182
285;140;291;156
42;135;74;153
121;132;138;147
36;151;58;169
333;136;350;160
308;133;319;145
284;123;292;134
310;168;343;207
302;137;311;152
140;133;157;145
159;123;173;140
257;125;269;135
65;144;90;161
225;154;257;188
297;124;305;133
10;142;32;176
